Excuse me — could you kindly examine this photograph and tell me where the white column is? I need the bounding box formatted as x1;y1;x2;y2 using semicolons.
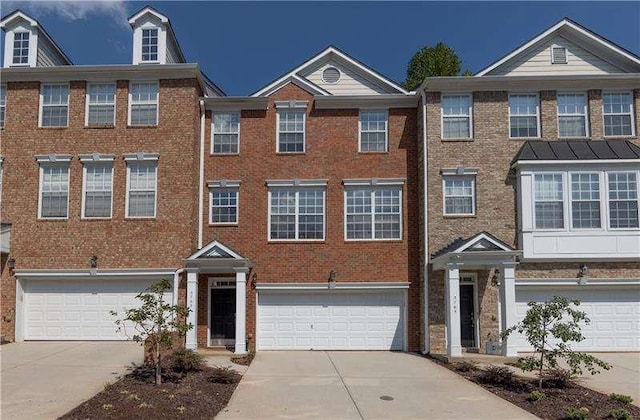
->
234;268;248;355
445;262;462;357
185;268;199;350
500;262;518;357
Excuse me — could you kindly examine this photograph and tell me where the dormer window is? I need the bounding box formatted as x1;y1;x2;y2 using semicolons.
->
551;46;567;64
12;32;29;65
141;28;158;62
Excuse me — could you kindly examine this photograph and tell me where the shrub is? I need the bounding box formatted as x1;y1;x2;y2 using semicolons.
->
454;360;477;372
540;367;575;389
527;390;545;402
608;409;631;420
566;407;589;420
170;348;204;373
477;365;514;386
609;393;633;405
209;366;241;384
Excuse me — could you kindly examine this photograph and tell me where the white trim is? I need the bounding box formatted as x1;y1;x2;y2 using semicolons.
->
125;160;158;219
39;83;69;128
557;92;589;139
513;159;640;167
342;178;405;186
211;111;241;155
123;152;160;161
81;161;114;220
274;100;309;109
452;232;514;253
276;108;306;153
602;91;636;138
441;93;473;140
254;282;411;290
207;276;237;347
14;268;177;279
35;154;72;163
343;184;403;241
459;273;480;349
568;171;604;230
187;239;245;260
266;179;328;187
267;186;326;242
209;186;239;226
321;66;341;84
442;174;476;217
508;93;541;139
78;154;116;162
37;161;70;220
85;82;117;126
550;45;568;64
128;81;159;126
128;7;169;25
207;180;241;188
358;109;388;153
515;278;640;287
198;100;205;249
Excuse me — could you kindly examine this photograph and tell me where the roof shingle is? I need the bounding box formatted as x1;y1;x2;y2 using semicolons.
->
512;140;640;164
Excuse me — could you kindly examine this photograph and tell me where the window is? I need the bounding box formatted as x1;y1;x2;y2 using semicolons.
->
359;111;388;152
126;161;157;218
86;83;116;126
557;93;588;138
443;176;475;216
551;46;567;64
83;163;113;218
39;164;69;219
571;173;600;229
509;94;539;138
141;28;159;62
210;188;238;224
345;187;402;240
269;188;325;240
0;85;6;128
441;95;472;139
129;82;158;126
603;92;634;137
40;84;69;127
277;110;305;152
212;112;240;154
12;32;29;65
534;174;564;229
608;172;639;229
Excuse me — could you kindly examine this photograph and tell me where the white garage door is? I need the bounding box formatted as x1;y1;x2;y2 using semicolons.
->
515;287;640;352
258;291;405;350
24;278;160;340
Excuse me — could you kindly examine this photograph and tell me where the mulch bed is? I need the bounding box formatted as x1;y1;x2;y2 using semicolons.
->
433;358;640;419
59;365;240;420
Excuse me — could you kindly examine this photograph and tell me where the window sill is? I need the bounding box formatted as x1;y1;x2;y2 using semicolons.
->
81;217;113;221
443;214;476;218
124;217;157;221
509;137;541;141
558;136;590;140
358;151;389;155
268;240;325;244
85;125;115;129
276;152;306;155
127;125;158;129
37;218;68;221
344;239;403;243
210;153;240;157
208;223;238;227
441;138;473;142
38;126;68;130
603;135;637;140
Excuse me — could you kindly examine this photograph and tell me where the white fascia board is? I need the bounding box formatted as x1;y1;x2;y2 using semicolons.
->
441;168;479;176
452;233;513;253
14;268;177;279
123;152;160;161
516;278;640;287
0;11;38;28
187;239;246;260
78;153;116;162
203;97;268;111
512;159;640;169
274;100;309;109
128;6;169;26
207;180;241;188
255;282;411;290
430;251;522;270
35;154;72;163
266;179;329;187
342;178;405;186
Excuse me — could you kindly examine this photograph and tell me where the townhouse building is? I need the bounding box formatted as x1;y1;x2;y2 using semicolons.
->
0;8;638;357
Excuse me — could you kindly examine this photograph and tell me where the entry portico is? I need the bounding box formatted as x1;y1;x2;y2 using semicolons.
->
184;240;251;354
431;232;521;358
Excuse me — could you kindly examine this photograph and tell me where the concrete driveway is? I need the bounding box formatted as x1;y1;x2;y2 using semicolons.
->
0;341;142;419
217;351;535;419
578;353;640;404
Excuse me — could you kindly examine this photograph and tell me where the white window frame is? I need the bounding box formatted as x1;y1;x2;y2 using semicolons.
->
442;174;476;216
81;162;114;220
208;181;241;225
0;84;6;128
36;157;72;220
211;111;241;155
557;92;589;139
141;28;159;63
602;91;635;138
508;93;540;139
128;81;159;126
441;94;473;139
358;109;388;152
12;31;30;66
275;105;306;153
568;171;603;230
39;83;70;128
533;172;566;231
550;45;568;64
124;155;159;219
343;179;404;241
85;82;117;127
266;179;327;242
606;171;640;230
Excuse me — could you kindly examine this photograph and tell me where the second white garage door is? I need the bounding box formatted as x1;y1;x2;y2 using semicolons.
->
258;290;405;350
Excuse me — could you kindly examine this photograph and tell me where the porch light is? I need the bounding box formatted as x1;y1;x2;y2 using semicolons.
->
90;255;98;269
251;272;257;285
328;269;337;289
579;264;589;278
491;268;501;287
7;257;15;274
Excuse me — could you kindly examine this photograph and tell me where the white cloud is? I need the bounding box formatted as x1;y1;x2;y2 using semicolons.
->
5;1;130;27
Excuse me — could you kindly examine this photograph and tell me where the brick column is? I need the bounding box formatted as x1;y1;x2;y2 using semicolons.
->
588;90;603;139
540;90;557;139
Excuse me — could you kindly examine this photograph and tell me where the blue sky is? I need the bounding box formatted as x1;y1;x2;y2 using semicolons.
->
3;1;639;95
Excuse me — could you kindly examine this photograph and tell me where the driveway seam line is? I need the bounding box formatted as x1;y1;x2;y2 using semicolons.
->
326;351;365;420
0;342;86;371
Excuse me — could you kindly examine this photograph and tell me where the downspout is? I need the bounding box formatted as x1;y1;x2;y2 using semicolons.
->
173;268;185;306
421;89;430;354
198;99;205;250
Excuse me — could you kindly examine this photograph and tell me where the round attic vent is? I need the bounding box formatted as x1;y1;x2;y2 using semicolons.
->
322;67;341;84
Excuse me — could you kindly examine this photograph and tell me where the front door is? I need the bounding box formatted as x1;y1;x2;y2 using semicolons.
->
210;288;236;346
459;283;476;348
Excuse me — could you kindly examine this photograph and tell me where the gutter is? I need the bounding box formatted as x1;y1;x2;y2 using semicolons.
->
421;90;430;354
198;99;205;249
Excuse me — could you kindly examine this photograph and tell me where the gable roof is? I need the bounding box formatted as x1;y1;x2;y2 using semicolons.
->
251;45;409;97
187;240;245;260
128;5;186;63
512;140;640;165
431;232;514;259
476;18;640;76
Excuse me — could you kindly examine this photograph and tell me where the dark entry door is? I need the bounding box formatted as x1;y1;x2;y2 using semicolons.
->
211;288;236;342
459;284;475;348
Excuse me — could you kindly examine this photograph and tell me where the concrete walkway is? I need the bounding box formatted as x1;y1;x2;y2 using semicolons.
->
217;351;536;419
0;341;142;419
578;353;640;404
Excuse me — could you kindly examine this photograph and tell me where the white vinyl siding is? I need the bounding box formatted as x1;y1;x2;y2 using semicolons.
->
534;173;564;229
126;162;157;218
86;83;116;126
443;176;475;216
12;32;29;65
141;28;159;62
509;94;539;138
269;188;325;240
557;93;588;138
0;85;6;128
40;84;69;127
129;82;158;126
608;172;639;229
359;111;388;152
345;187;402;240
570;173;600;229
603;92;634;137
212;112;240;154
441;95;472;139
39;164;70;219
210;188;238;224
83;163;113;219
277;110;305;153
303;62;396;95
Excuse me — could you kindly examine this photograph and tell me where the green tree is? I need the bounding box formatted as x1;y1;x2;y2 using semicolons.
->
111;279;192;385
502;296;610;390
403;42;462;90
